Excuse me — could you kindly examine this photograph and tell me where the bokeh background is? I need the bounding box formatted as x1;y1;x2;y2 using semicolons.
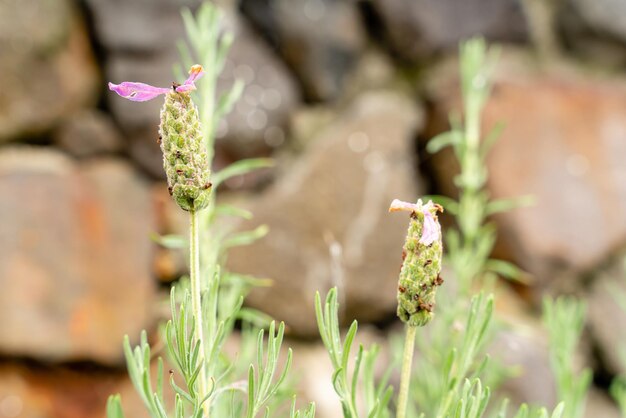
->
1;0;626;416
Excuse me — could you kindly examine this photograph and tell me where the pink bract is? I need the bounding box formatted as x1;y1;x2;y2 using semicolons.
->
389;199;442;246
108;65;205;102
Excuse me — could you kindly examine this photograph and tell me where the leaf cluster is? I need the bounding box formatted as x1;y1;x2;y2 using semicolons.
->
543;296;591;418
315;288;393;418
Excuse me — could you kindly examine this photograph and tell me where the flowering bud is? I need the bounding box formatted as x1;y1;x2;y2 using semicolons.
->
389;199;444;326
159;90;211;211
109;65;211;211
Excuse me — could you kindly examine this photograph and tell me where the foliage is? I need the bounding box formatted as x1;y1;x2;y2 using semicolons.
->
543;296;591;418
605;273;626;417
315;288;394;418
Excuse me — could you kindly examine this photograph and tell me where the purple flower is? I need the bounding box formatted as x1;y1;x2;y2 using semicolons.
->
108;65;205;102
389;199;443;246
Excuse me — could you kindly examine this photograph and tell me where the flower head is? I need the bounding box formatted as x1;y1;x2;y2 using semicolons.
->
389;199;443;246
390;198;444;327
108;65;205;102
108;64;211;212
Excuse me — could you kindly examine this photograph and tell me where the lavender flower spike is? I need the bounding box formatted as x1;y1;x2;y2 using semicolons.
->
108;64;211;211
389;199;443;245
390;198;444;327
108;65;205;101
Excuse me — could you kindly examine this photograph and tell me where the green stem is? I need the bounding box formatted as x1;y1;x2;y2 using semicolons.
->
398;325;417;418
190;209;210;416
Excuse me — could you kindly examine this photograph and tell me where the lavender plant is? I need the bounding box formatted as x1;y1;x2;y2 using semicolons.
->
105;3;313;418
388;38;560;418
395;38;508;418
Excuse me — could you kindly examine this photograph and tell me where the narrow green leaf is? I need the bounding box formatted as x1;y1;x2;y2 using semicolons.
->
247;365;256;418
169;374;194;405
485;195;535;215
106;394;125;418
427;130;463;154
215;204;254;220
223;225;269;249
341;321;358;372
150;233;188;249
213;158;274;187
485;259;528;282
217;79;245;118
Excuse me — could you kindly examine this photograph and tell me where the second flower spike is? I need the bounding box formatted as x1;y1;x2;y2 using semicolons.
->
390;199;444;326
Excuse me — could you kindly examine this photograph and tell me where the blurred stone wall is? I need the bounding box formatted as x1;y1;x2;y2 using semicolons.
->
2;0;626;416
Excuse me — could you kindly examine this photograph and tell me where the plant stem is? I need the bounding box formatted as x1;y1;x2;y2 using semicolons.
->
398;325;417;418
190;209;209;416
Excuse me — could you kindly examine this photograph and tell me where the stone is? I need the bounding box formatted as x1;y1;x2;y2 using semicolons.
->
585;388;621;418
370;0;529;62
54;110;124;158
84;0;202;53
240;0;366;101
559;0;626;67
215;11;300;156
0;364;113;418
424;48;626;289
226;90;424;336
588;255;626;376
490;322;557;408
0;357;172;418
0;0;99;142
0;148;156;364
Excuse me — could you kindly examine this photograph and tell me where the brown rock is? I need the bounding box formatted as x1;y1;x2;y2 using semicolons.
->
0;358;171;418
425;48;626;289
0;364;114;418
226;90;424;336
0;148;156;364
0;0;99;142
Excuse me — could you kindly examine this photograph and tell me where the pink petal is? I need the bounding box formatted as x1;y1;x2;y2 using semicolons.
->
419;211;440;246
176;64;205;93
108;82;170;102
389;199;420;213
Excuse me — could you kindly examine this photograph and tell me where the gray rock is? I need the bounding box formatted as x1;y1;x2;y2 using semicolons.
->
215;12;300;156
559;0;626;67
0;0;99;142
371;0;529;62
588;256;626;375
240;0;367;101
226;90;424;336
54;110;124;158
84;0;202;53
561;0;626;44
0;148;156;364
586;388;621;418
491;327;557;408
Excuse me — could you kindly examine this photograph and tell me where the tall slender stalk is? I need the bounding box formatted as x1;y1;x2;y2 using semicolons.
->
397;325;417;418
190;209;210;415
